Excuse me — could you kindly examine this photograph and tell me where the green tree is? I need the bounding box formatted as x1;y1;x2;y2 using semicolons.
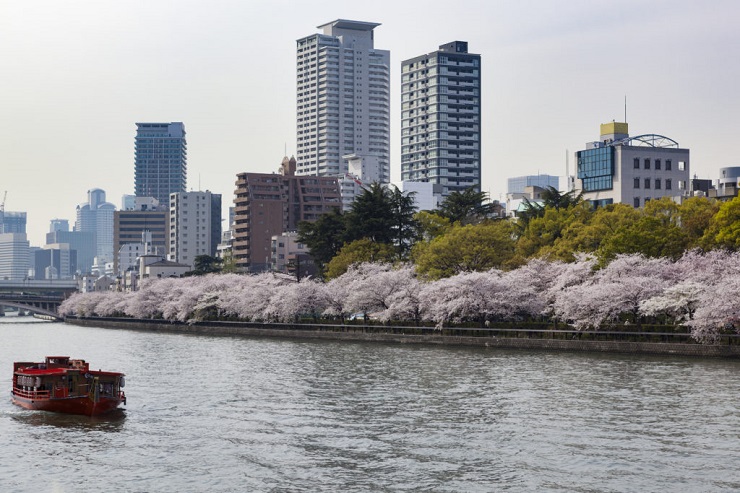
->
346;183;395;244
297;207;347;273
388;186;419;259
413;220;517;279
545;203;637;261
678;196;719;248
184;255;224;276
516;186;584;229
437;187;496;224
597;199;689;261
414;210;452;242
701;195;740;250
514;202;593;261
325;238;397;279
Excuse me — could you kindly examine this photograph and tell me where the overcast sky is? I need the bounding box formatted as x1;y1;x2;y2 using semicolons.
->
2;0;738;245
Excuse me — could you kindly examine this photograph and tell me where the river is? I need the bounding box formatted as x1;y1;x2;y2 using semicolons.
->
1;315;738;492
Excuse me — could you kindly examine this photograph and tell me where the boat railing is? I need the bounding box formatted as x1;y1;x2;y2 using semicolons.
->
13;389;51;400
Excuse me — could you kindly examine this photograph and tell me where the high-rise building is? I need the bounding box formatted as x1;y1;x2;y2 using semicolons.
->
296;20;390;181
0;211;27;234
135;122;187;206
0;233;30;280
575;122;691;208
401;41;482;196
75;188;116;265
169;191;222;269
46;230;94;274
233;157;341;272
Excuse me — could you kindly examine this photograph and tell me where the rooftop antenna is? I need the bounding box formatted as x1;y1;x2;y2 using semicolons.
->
624;95;627;123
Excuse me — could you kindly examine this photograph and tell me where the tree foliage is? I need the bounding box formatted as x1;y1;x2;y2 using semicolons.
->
413;220;517;279
437;187;497;224
324;238;396;280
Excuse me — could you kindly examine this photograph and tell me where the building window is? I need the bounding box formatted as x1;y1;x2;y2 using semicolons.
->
644;158;651;169
645;197;651;204
678;161;686;171
644;178;651;189
633;158;640;169
655;159;661;170
634;178;640;189
634;197;640;208
655;178;662;189
666;160;672;171
666;179;672;190
678;180;686;190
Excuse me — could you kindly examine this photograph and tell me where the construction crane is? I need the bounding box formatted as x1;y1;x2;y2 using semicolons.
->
0;191;6;212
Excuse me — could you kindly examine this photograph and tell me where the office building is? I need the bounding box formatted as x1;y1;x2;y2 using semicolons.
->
46;230;94;275
401;41;482;196
0;211;27;234
113;198;169;275
169;191;222;270
575;122;690;208
134;122;187;206
507;175;560;194
233;157;341;272
296;20;390;181
75;188;116;265
0;233;30;280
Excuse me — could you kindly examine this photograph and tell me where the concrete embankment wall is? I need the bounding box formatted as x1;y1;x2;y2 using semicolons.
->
64;317;740;359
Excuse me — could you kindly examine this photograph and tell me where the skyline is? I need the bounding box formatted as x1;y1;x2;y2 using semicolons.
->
2;0;739;246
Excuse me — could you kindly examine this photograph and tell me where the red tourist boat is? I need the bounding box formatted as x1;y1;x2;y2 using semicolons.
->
11;356;126;416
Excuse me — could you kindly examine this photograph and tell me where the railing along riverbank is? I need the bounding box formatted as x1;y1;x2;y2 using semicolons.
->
63;316;740;358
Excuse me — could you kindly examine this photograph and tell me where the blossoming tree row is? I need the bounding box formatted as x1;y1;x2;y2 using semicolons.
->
59;250;740;343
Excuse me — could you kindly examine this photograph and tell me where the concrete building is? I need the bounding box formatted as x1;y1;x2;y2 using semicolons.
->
34;244;74;280
169;191;222;270
575;122;690;208
337;154;385;211
49;219;69;233
134;122;187;206
0;233;30;280
708;166;740;200
392;181;441;212
233;157;341;272
113;199;169;274
401;41;482;196
296;20;390;181
46;230;94;275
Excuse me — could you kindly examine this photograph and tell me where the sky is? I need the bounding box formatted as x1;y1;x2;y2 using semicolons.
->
1;0;738;246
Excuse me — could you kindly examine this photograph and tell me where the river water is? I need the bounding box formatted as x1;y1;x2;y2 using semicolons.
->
1;316;738;492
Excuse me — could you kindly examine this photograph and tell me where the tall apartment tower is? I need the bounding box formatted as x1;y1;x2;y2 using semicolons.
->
169;191;222;269
135;122;187;206
296;20;390;181
401;41;482;195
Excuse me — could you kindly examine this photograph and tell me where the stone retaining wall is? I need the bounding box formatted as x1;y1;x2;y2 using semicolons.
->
64;317;740;358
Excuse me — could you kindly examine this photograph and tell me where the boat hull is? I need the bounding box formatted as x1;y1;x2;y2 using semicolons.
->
11;393;124;416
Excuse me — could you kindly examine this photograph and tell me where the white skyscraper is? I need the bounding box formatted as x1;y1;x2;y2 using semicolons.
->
296;20;390;181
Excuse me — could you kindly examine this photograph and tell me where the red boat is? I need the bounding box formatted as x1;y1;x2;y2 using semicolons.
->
11;356;126;416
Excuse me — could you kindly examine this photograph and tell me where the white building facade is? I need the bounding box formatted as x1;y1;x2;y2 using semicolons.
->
296;20;390;181
169;191;222;269
575;122;690;208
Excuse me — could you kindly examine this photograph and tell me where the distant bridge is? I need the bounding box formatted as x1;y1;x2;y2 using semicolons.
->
0;280;78;320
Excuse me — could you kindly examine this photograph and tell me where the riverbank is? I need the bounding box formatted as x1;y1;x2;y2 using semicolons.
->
64;316;740;358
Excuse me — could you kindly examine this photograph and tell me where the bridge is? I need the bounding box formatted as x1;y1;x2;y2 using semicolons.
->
0;280;79;320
